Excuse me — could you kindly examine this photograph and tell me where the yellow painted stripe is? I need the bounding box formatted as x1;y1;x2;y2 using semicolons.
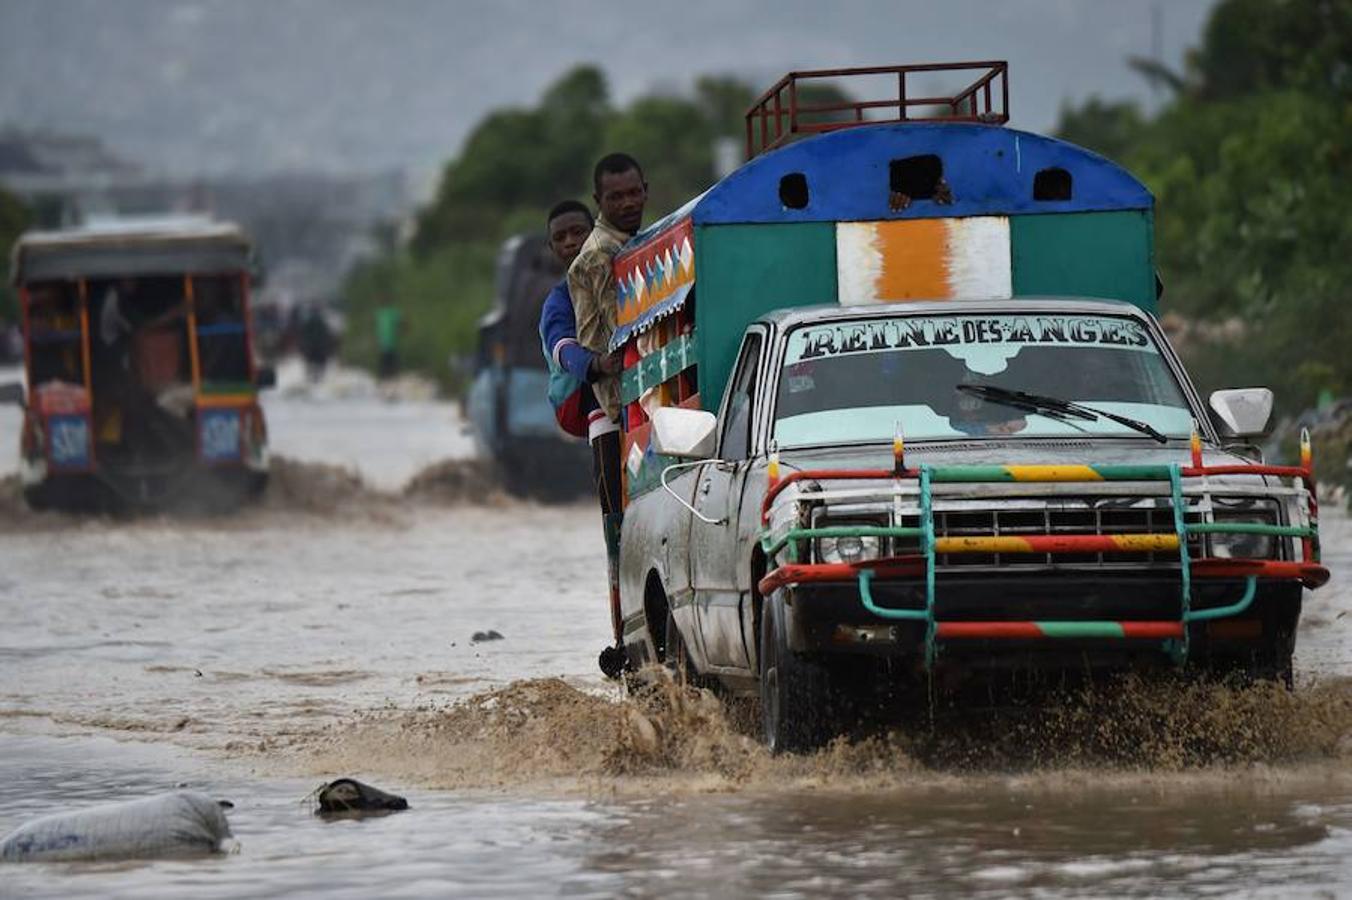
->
1005;465;1105;482
196;394;255;408
933;534;1179;554
1110;533;1180;551
935;536;1036;554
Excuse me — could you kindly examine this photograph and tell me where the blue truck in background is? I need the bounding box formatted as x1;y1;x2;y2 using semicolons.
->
464;232;590;498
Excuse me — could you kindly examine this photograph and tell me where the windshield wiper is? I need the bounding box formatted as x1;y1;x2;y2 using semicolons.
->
955;384;1169;444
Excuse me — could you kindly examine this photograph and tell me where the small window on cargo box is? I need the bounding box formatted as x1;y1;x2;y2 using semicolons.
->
889;155;943;200
1034;167;1073;201
779;172;809;209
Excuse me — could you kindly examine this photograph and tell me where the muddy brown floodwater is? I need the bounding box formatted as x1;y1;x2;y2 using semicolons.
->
1;381;1351;897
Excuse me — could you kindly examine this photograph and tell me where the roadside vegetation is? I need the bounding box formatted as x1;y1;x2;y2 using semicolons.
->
344;0;1349;411
1055;0;1351;409
339;69;843;393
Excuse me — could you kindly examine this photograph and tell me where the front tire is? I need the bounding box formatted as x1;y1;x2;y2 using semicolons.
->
664;610;695;684
760;591;838;753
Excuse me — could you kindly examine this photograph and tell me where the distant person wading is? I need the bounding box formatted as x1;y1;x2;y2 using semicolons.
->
376;301;404;379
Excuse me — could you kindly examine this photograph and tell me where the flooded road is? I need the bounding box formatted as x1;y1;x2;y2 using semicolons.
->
2;375;1351;897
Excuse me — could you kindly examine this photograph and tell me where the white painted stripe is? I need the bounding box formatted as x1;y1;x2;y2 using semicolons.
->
944;217;1012;300
589;415;619;442
551;337;580;368
835;222;885;306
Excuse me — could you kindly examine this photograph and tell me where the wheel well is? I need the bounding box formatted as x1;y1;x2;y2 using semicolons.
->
643;570;670;661
750;547;767;674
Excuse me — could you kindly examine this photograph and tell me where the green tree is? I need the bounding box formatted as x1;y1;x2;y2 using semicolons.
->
412;64;613;254
349;67;852;392
1053;97;1145;162
1055;0;1352;408
603;95;717;213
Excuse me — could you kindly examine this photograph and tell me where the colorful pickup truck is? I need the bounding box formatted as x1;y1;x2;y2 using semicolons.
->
602;63;1328;751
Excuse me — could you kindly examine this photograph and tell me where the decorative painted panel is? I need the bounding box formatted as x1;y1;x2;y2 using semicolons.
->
612;216;694;347
46;414;91;468
199;408;242;462
836;217;1012;305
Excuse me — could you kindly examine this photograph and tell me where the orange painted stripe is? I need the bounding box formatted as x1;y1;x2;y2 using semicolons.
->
196;394;255;408
875;219;947;300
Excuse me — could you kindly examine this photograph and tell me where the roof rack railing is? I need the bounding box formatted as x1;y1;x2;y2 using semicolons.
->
744;61;1010;160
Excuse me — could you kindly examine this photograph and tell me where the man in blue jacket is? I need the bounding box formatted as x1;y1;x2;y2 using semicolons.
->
538;199;627;677
539;200;622;423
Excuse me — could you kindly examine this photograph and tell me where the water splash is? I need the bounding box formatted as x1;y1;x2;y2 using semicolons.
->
283;672;1352;794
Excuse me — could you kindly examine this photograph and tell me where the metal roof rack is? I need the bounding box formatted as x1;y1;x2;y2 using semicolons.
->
744;61;1010;160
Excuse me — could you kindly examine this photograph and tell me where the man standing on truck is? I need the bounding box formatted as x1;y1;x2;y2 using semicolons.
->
567;152;648;675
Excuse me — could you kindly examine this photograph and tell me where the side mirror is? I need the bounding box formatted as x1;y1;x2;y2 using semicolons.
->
1209;388;1273;437
650;407;718;459
255;366;277;390
0;382;25;406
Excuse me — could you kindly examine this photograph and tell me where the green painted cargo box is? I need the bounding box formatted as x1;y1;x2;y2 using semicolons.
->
611;120;1156;499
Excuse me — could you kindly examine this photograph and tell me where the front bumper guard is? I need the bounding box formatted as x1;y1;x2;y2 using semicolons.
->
758;460;1328;671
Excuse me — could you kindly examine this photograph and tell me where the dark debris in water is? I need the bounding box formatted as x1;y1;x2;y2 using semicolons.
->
312;778;409;818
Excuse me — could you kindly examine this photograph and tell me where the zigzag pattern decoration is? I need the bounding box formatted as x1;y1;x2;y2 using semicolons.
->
614;217;695;329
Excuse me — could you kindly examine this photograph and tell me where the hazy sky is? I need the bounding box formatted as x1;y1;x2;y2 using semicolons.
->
0;0;1217;178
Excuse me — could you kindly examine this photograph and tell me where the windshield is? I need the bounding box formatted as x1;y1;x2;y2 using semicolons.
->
774;313;1194;447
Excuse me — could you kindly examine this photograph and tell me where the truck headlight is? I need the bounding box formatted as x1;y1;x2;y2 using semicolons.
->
817;524;884;565
1208;512;1275;560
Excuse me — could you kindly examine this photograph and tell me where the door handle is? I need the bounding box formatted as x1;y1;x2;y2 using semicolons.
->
699;479;712;495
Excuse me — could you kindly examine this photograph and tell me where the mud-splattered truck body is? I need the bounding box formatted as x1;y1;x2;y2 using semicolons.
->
605;64;1328;750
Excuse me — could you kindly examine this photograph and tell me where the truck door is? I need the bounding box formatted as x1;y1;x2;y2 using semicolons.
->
690;329;765;669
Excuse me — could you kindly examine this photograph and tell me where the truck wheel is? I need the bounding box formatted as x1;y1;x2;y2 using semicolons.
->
760;592;836;754
664;610;696;684
1250;629;1296;689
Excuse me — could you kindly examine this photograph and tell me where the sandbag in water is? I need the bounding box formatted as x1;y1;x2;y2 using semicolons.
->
0;791;234;863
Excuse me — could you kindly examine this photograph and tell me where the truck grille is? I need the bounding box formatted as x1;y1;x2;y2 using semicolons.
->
893;504;1204;569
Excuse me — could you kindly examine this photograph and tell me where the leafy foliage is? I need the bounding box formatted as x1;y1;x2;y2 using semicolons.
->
345;65;769;390
1056;0;1352;408
340;242;497;394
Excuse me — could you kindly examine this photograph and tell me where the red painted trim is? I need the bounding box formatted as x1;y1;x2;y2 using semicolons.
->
1191;558;1329;588
937;621;1042;639
1181;464;1311;479
759;556;1329;601
1119;621;1186;639
758;556;925;595
935;621;1184;640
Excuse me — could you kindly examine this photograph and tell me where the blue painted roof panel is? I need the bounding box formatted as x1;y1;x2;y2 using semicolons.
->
688;123;1152;226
